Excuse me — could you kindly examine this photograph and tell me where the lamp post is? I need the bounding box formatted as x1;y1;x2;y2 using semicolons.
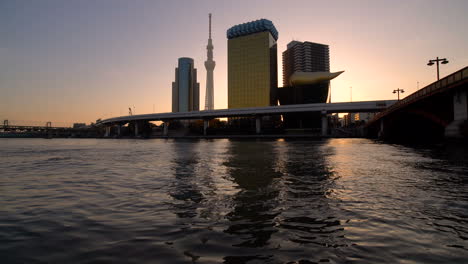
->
393;88;405;100
427;57;449;81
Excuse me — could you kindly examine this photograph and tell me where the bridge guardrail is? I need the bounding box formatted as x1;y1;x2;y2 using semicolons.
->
98;100;397;125
368;66;468;125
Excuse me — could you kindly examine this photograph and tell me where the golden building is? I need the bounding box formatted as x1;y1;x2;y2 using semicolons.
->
227;19;278;109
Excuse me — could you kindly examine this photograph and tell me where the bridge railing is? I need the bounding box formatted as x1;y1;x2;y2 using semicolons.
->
369;66;468;125
98;100;397;125
2;120;74;128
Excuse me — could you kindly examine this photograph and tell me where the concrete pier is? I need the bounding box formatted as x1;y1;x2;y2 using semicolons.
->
105;126;111;137
163;122;169;136
378;118;385;139
321;111;328;136
134;123;139;137
203;120;209;136
256;116;261;134
445;89;467;138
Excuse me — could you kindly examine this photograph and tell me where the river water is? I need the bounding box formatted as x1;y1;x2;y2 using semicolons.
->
0;138;467;263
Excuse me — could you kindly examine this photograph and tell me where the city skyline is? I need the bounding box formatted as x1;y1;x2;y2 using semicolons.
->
1;0;467;125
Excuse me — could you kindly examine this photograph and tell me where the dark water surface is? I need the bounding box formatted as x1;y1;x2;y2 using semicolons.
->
1;138;468;263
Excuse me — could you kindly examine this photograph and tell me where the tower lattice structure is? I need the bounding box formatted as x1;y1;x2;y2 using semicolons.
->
204;13;215;110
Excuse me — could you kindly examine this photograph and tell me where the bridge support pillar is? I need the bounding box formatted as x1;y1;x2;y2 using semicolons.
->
256;116;261;134
445;89;467;138
105;126;111;137
378;119;385;139
203;120;209;136
321;111;328;137
117;125;121;137
134;123;139;137
163;122;169;136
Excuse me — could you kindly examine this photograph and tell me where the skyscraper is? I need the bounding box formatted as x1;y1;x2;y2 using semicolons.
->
227;19;278;109
172;57;200;112
279;41;343;105
204;13;215;110
282;41;330;87
278;40;343;128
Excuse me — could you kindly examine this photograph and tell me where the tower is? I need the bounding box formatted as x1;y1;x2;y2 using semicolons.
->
204;13;215;110
227;19;278;109
172;57;200;112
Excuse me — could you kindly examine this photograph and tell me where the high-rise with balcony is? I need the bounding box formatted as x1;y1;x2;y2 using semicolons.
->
279;41;343;106
282;41;330;87
227;19;278;109
278;41;343;128
172;57;200;112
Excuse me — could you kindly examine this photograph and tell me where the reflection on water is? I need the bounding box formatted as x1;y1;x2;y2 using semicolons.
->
224;141;281;249
169;141;205;219
0;138;467;264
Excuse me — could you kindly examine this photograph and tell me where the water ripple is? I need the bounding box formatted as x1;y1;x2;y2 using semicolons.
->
0;138;467;263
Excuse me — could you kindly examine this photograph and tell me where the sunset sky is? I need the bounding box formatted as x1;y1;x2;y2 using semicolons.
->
1;0;467;125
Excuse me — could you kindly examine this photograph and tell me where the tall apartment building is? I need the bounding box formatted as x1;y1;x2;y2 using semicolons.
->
282;41;330;87
227;19;278;109
279;41;343;129
172;57;200;112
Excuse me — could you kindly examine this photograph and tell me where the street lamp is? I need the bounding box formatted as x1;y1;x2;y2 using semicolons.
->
393;88;405;100
427;57;449;81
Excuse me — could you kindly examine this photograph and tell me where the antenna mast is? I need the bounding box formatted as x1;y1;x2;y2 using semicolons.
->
209;13;212;39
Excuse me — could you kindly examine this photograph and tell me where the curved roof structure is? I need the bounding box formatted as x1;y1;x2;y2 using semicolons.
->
289;71;344;86
227;19;278;40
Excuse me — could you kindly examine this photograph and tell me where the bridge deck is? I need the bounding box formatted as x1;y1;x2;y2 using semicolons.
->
368;66;468;126
2;125;71;130
99;100;397;125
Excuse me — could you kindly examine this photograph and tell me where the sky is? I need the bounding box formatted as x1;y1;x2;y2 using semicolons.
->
1;0;467;126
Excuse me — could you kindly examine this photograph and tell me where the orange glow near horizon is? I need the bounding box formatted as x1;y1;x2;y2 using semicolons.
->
1;1;467;126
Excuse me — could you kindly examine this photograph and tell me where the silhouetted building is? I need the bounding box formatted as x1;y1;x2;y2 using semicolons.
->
278;41;343;128
354;112;376;123
172;57;200;112
72;123;86;129
227;19;278;109
344;113;354;127
279;41;338;106
282;41;330;87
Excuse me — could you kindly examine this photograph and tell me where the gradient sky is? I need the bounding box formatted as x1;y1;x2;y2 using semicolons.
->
1;0;467;125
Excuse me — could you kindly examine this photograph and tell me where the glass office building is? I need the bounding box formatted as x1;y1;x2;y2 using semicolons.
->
227;19;278;109
172;57;200;112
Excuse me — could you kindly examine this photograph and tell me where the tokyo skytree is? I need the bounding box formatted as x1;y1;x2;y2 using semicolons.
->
204;13;215;110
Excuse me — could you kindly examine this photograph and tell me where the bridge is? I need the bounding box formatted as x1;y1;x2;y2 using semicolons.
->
367;66;468;141
98;100;397;137
1;120;97;138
